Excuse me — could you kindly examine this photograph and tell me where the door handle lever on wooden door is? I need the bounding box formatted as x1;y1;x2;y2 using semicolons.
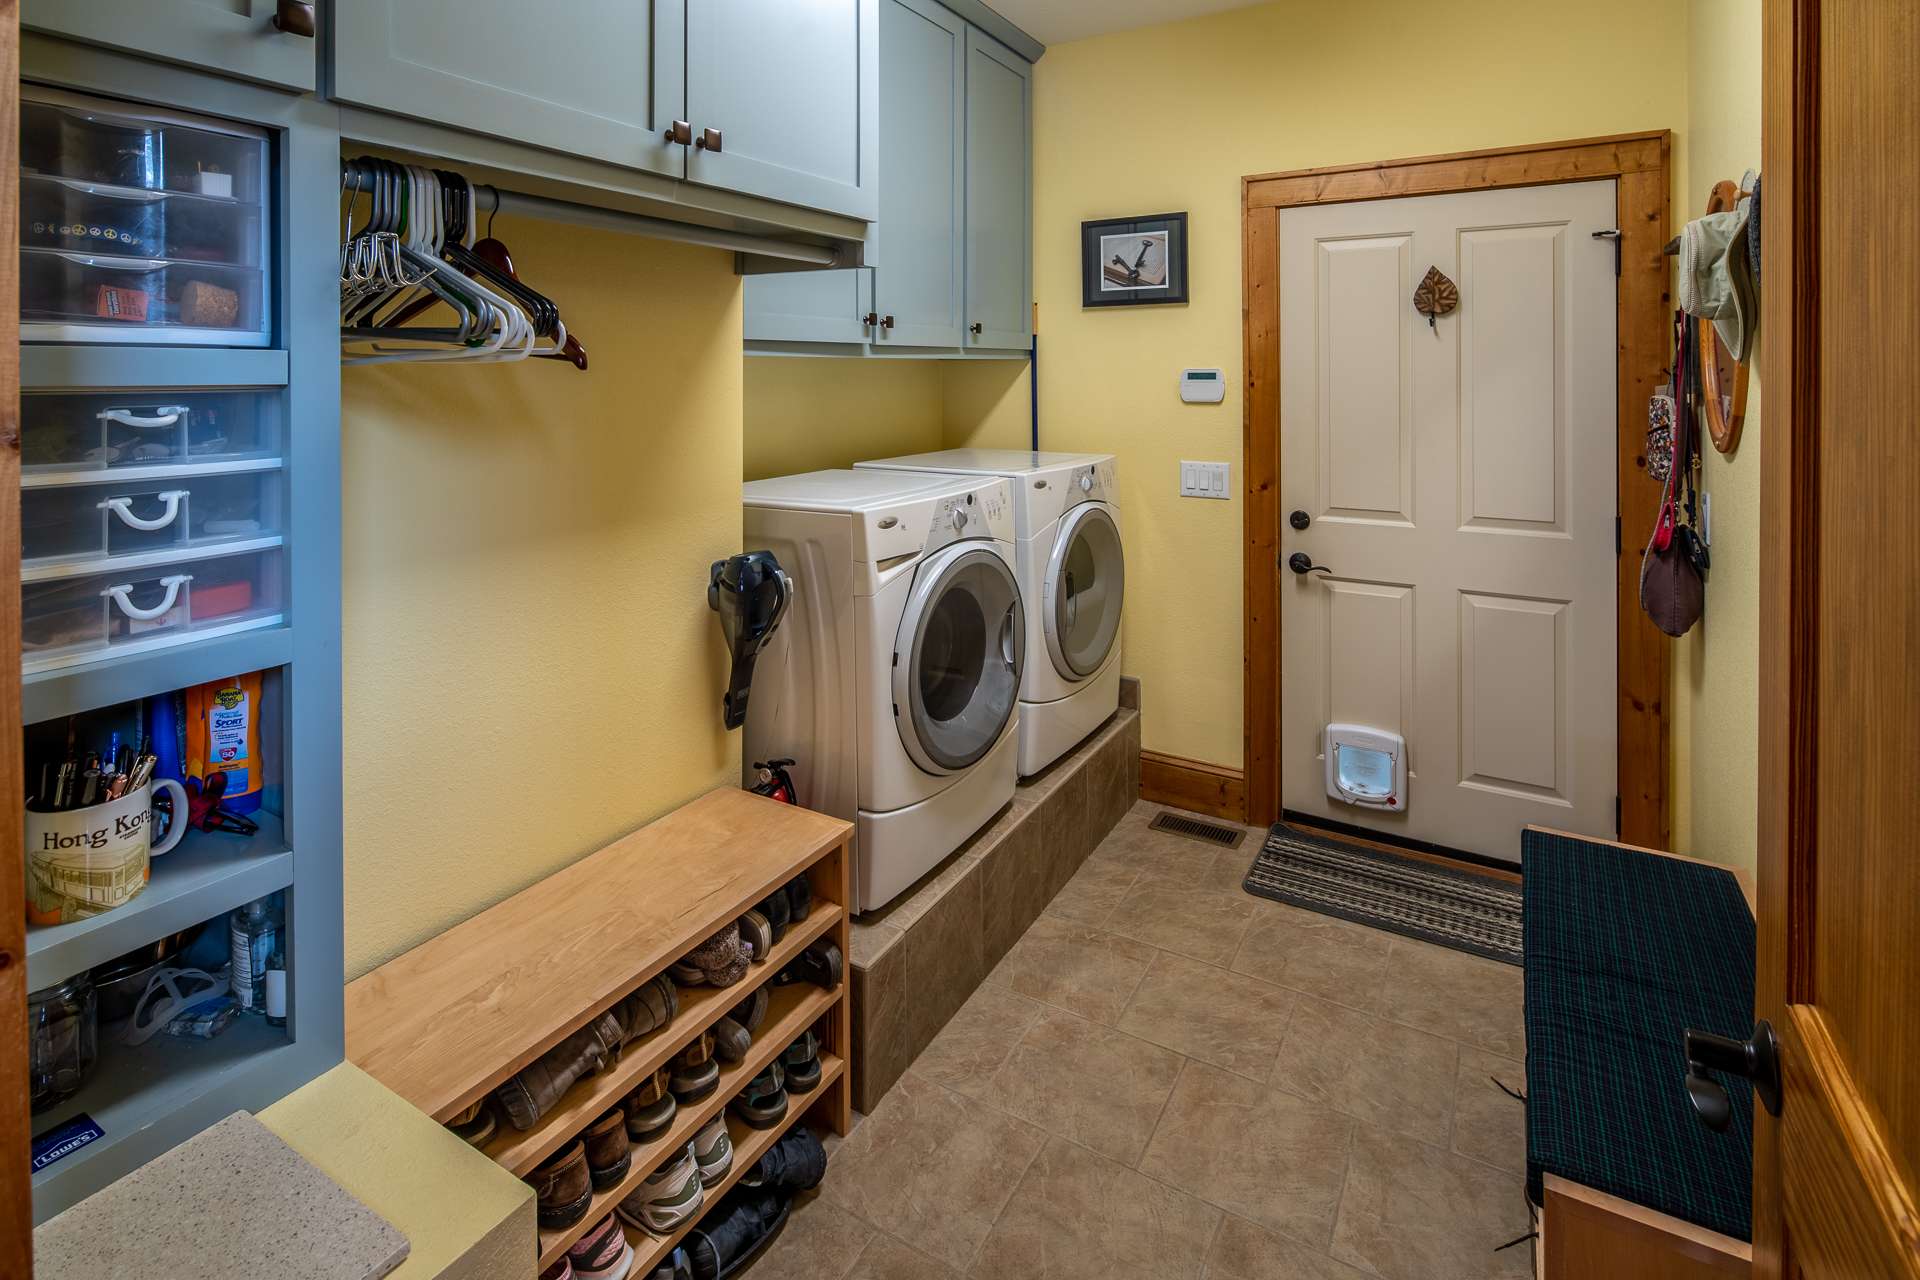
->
1684;1021;1782;1132
1286;552;1332;577
271;0;315;37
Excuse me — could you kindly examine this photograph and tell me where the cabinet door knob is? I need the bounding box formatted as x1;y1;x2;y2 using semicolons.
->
271;0;316;36
970;322;983;335
697;127;724;153
863;312;879;327
879;315;894;329
663;120;693;146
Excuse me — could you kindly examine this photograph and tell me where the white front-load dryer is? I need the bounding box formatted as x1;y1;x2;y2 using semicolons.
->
742;469;1021;912
856;450;1123;776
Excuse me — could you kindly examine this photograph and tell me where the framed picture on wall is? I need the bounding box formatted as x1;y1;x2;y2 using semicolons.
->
1081;212;1189;307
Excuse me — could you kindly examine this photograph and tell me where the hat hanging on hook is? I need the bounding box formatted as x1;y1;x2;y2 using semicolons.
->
1413;265;1458;330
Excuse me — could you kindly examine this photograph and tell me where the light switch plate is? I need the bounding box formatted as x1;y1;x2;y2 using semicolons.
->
1179;460;1231;499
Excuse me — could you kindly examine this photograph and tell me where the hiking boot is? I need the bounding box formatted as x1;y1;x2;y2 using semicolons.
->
615;1142;703;1234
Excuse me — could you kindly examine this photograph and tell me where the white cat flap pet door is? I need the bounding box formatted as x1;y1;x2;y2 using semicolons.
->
1324;724;1407;812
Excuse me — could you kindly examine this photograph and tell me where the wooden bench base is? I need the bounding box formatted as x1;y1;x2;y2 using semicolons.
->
1540;1174;1751;1280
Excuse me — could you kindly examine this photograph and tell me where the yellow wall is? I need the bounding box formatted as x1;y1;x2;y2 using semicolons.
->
341;227;743;977
742;358;944;480
1673;0;1763;871
1023;0;1689;767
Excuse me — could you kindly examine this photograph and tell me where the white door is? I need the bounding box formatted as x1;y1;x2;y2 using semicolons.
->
1278;180;1618;860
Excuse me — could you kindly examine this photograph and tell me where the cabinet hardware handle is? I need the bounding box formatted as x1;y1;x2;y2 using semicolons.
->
880;315;894;329
103;575;191;622
100;490;189;533
863;312;879;328
970;322;983;335
271;0;316;37
663;120;694;146
697;127;724;153
98;407;187;430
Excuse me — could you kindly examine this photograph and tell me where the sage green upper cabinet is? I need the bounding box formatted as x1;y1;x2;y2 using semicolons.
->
744;267;873;345
869;0;965;349
963;28;1032;351
328;0;687;178
22;0;318;91
684;0;878;220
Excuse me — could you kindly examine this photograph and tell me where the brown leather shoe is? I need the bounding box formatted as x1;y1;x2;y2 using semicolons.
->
583;1107;631;1190
670;1032;719;1103
623;1068;676;1142
529;1139;593;1229
493;1010;624;1132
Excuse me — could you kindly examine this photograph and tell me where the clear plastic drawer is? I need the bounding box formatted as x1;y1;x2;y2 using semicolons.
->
21;549;283;672
20;90;269;346
21;471;281;564
21;391;281;476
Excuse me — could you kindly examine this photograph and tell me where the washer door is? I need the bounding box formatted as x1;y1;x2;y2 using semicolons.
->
1044;502;1125;680
893;543;1024;775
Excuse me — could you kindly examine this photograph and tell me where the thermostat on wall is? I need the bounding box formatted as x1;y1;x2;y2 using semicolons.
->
1180;368;1225;404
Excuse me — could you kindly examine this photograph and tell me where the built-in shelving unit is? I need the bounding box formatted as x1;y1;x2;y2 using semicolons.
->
20;33;343;1224
345;788;854;1274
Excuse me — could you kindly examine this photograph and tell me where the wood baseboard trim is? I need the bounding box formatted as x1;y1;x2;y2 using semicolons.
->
1140;751;1247;823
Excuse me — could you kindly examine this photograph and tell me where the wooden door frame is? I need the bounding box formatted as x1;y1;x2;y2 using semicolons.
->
1240;131;1674;848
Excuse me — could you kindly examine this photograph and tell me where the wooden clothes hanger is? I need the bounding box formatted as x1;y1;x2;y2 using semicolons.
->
1698;179;1750;455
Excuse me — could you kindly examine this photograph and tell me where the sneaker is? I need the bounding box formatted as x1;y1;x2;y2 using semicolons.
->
728;1061;789;1131
670;1032;720;1104
740;1127;825;1192
646;1247;692;1280
616;1142;703;1235
540;1257;575;1280
780;1031;821;1093
711;1015;751;1064
566;1213;634;1280
692;1116;733;1187
737;909;774;964
623;1068;676;1143
685;1186;789;1280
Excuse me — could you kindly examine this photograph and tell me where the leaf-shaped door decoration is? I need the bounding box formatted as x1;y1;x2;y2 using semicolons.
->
1413;265;1459;329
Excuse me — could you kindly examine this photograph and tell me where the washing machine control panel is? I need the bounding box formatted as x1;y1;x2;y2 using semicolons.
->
918;480;1013;556
1063;460;1117;509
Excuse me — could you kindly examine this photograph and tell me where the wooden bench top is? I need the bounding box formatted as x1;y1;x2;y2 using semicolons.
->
344;787;851;1119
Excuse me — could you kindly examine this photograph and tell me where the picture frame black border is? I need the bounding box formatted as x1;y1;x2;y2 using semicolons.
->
1081;211;1190;307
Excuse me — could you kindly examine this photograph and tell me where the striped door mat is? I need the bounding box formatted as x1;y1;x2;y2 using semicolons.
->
1243;825;1522;965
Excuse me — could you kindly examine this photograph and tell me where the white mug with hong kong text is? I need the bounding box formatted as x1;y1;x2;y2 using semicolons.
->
25;779;188;925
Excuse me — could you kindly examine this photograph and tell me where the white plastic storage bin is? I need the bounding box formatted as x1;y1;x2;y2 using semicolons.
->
20;89;270;346
21;391;281;476
21;548;283;673
21;470;281;565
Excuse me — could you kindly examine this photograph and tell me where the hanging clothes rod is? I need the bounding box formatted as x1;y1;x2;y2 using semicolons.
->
340;159;843;267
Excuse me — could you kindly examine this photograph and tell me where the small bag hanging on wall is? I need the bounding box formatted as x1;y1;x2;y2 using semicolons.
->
1640;313;1708;636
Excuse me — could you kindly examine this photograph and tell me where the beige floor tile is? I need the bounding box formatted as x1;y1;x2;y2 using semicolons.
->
1104;880;1256;968
984;1005;1185;1166
1043;858;1139;928
910;983;1047;1099
1329;1122;1532;1280
847;1234;965;1280
746;1194;875;1280
986;915;1155;1025
1116;951;1298;1080
1450;1046;1528;1175
1138;1062;1353;1248
1271;995;1460;1147
1229;903;1392;1009
1198;849;1258;897
1374;938;1525;1058
821;1071;1047;1272
1088;805;1224;881
971;1137;1221;1280
1205;1213;1377;1280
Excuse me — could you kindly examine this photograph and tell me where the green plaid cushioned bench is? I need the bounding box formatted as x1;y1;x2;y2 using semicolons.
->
1521;829;1755;1242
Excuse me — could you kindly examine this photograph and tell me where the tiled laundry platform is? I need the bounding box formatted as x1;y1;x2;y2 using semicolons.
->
848;702;1140;1112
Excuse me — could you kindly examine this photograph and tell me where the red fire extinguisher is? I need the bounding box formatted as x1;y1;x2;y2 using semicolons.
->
750;758;797;805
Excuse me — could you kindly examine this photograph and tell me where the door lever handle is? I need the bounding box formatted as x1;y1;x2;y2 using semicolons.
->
1684;1021;1782;1131
1286;552;1333;577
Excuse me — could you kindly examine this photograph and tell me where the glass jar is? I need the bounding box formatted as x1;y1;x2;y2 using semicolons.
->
28;975;98;1114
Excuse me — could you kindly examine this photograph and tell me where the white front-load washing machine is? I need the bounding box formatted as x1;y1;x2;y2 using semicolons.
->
742;469;1022;912
856;450;1123;777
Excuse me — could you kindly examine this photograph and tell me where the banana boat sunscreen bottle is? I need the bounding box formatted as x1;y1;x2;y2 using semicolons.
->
184;672;264;816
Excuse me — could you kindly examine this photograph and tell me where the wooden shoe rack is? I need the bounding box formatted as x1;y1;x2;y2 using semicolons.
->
342;788;854;1273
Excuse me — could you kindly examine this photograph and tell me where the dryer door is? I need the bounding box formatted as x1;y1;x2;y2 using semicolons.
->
1044;502;1125;680
893;543;1024;774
